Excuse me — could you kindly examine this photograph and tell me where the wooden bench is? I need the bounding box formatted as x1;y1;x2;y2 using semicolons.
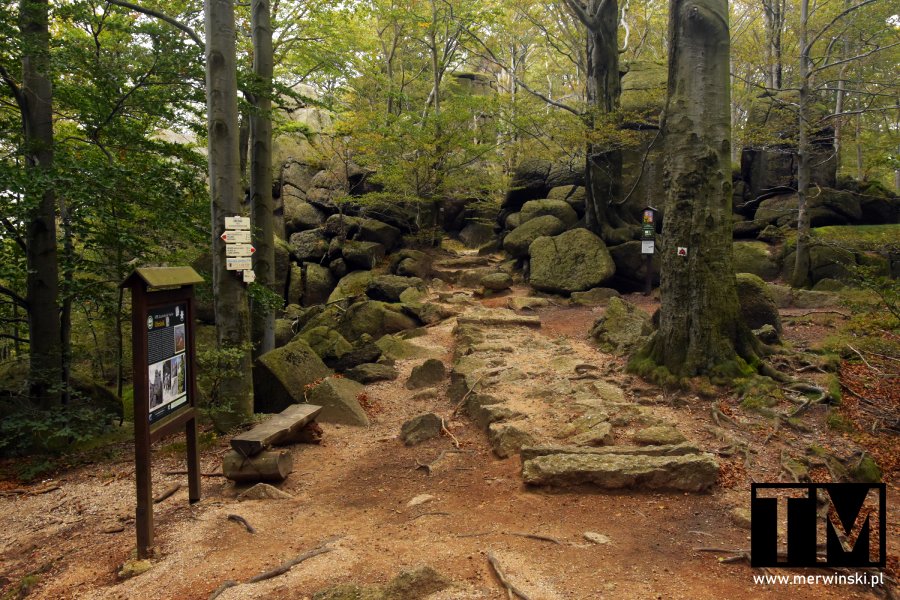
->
223;404;322;483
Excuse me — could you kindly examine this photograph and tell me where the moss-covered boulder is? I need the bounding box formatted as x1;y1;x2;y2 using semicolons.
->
274;318;295;348
733;241;780;280
781;243;856;284
503;215;566;258
284;197;323;235
253;338;333;413
323;214;402;250
547;185;587;216
735;273;782;335
590;297;652;354
338;300;419;341
529;228;615;294
289;229;329;263
328;271;376;304
388;249;432;279
299;326;354;366
341;240;386;270
302;262;336;307
519;199;579;229
367;275;425;303
273;237;291;295
287;264;304;305
344;363;398;384
481;272;513;291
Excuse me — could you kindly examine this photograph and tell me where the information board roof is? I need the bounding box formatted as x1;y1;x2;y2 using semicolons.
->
121;267;205;290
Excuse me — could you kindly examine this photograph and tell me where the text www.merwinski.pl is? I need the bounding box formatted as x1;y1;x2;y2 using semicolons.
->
753;571;885;587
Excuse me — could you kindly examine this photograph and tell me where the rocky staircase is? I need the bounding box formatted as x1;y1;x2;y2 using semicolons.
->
447;303;719;493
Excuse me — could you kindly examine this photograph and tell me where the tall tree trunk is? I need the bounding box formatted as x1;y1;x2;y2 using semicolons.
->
762;0;784;89
570;0;633;245
250;0;275;359
791;0;812;288
20;0;61;406
639;0;757;378
205;0;254;426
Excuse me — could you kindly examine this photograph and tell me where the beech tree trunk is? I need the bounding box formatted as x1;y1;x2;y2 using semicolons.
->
571;0;635;245
20;0;61;406
791;0;812;288
640;0;756;378
250;0;275;359
205;0;254;425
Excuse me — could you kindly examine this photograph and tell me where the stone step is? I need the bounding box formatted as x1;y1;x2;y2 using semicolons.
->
520;443;701;463
456;308;541;328
522;452;719;493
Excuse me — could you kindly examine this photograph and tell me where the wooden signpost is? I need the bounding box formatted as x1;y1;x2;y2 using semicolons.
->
121;267;204;559
641;207;659;296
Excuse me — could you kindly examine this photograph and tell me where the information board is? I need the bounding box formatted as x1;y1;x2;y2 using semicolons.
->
146;303;190;424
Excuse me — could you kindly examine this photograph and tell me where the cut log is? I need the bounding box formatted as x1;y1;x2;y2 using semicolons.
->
230;404;322;457
223;449;293;483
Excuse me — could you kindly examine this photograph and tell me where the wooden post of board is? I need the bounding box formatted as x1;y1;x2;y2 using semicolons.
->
122;267;205;559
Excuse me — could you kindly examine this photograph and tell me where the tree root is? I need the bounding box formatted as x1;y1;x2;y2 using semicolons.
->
507;531;563;545
487;552;532;600
209;536;343;599
226;514;256;534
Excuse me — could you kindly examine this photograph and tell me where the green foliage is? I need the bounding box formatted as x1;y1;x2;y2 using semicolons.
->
248;282;284;316
0;403;114;457
196;342;254;431
850;455;882;483
826;409;853;432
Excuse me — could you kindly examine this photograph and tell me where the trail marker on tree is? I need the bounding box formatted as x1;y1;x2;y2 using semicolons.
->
121;267;203;559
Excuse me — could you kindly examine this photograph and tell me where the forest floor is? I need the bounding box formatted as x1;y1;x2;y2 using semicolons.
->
0;260;897;600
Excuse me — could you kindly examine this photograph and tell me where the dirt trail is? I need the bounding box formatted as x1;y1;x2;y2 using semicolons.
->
0;284;895;599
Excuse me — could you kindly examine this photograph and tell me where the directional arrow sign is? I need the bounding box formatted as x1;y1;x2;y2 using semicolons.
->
242;270;256;283
224;216;250;230
226;257;252;271
226;244;255;257
221;230;251;244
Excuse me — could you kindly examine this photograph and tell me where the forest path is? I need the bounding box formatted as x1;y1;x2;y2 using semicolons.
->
0;276;889;600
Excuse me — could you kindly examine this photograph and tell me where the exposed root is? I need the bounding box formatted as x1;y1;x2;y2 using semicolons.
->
487;552;533;600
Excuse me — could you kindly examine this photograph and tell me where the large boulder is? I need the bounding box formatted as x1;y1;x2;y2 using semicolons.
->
323;214;401;250
307;377;369;426
519;199;579;229
328;271;375;304
390;249;433;279
299;326;354;366
547;185;587;216
735;273;782;334
733;241;780;280
503;157;552;211
755;190;863;228
341;240;386;270
338;300;419;341
287;264;304;305
283;198;323;235
253;338;333;413
781;243;856;284
590;297;652;354
302;262;335;307
273;238;291;295
528;229;615;293
367;275;425;303
503;215;566;258
458;222;495;248
289;229;329;263
740;91;836;202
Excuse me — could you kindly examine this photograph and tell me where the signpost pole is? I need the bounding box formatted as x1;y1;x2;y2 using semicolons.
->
644;254;653;296
641;206;658;297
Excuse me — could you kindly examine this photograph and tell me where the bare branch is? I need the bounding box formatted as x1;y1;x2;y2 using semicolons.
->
808;0;879;49
810;41;900;76
0;285;28;310
104;0;204;48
